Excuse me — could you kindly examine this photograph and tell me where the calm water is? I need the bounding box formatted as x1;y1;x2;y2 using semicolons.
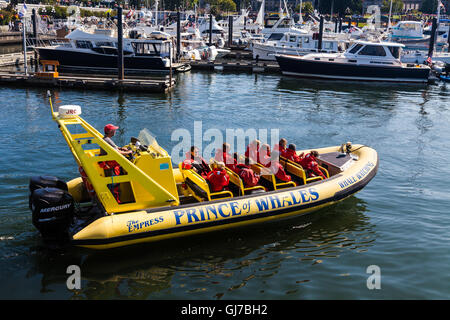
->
0;70;450;300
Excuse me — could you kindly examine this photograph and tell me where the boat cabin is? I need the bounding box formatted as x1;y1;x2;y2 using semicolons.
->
344;41;403;61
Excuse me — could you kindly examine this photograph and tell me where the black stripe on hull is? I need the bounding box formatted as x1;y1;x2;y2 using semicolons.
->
275;55;430;83
71;156;379;247
36;48;168;72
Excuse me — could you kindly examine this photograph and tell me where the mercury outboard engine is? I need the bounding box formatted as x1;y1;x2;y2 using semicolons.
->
31;187;74;242
29;176;73;242
29;175;68;210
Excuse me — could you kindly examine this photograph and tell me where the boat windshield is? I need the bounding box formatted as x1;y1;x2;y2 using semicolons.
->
388;46;401;59
138;129;167;156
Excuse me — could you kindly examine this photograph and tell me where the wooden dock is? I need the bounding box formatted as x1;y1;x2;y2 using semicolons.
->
0;72;176;93
190;60;280;74
0;52;33;67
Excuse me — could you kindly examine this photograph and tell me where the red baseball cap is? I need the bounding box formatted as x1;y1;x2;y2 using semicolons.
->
104;124;119;133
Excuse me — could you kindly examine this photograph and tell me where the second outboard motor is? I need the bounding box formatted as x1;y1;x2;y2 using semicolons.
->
31;187;74;242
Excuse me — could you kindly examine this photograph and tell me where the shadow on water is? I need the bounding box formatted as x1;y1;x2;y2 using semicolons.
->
26;196;376;299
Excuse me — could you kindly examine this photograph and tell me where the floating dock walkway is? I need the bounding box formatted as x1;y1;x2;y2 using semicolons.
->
190;60;280;73
0;72;176;93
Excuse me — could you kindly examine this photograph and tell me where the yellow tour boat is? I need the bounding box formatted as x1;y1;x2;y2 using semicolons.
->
29;94;378;250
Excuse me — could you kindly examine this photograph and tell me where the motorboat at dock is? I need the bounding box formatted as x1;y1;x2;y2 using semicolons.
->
275;40;431;83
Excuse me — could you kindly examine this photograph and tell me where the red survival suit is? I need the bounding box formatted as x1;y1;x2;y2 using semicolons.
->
206;168;230;192
298;153;326;179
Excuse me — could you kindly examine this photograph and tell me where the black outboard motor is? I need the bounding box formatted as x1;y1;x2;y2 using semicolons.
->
29;176;68;209
31;187;74;242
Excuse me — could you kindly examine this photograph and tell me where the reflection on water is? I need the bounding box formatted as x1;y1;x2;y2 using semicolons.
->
24;196;374;299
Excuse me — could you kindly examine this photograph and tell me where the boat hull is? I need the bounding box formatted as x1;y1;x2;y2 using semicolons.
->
35;47;170;73
70;145;378;249
275;54;430;83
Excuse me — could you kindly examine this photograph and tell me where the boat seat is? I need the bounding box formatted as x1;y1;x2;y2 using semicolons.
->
249;162;296;191
179;163;233;202
224;167;266;196
279;156;327;185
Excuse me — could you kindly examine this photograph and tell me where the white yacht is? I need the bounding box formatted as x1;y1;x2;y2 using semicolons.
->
252;31;349;61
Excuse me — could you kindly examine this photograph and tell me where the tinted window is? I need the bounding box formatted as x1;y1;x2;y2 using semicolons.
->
349;44;363;54
358;45;386;56
75;40;93;49
268;33;284;41
388;46;400;59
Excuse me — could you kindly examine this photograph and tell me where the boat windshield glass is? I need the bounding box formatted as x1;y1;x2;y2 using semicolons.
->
138;129;167;156
388;46;401;59
75;40;93;49
358;45;386;56
95;41;114;47
348;43;363;54
268;33;284;41
132;42;160;55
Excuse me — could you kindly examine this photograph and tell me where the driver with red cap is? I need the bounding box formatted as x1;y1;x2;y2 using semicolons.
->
100;124;132;156
99;124;132;204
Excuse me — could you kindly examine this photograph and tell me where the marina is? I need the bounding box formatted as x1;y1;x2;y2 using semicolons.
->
1;0;450;302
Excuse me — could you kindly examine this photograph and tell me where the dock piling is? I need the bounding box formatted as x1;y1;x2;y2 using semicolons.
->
177;10;181;61
32;9;38;72
427;18;437;59
318;16;324;52
209;13;213;46
117;7;124;81
228;15;233;48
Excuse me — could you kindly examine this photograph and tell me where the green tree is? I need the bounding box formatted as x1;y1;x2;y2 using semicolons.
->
295;1;314;14
318;0;363;15
420;0;438;13
381;0;405;14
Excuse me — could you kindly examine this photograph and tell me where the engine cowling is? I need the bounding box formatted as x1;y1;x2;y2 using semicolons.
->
31;187;74;242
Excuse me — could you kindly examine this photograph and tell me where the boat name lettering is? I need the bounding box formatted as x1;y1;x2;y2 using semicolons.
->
172;188;319;225
126;216;164;233
338;161;375;189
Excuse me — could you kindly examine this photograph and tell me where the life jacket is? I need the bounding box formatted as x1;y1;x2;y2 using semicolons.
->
273;144;288;158
237;165;260;187
270;161;291;182
284;148;301;163
206;169;230;192
299;153;326;179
